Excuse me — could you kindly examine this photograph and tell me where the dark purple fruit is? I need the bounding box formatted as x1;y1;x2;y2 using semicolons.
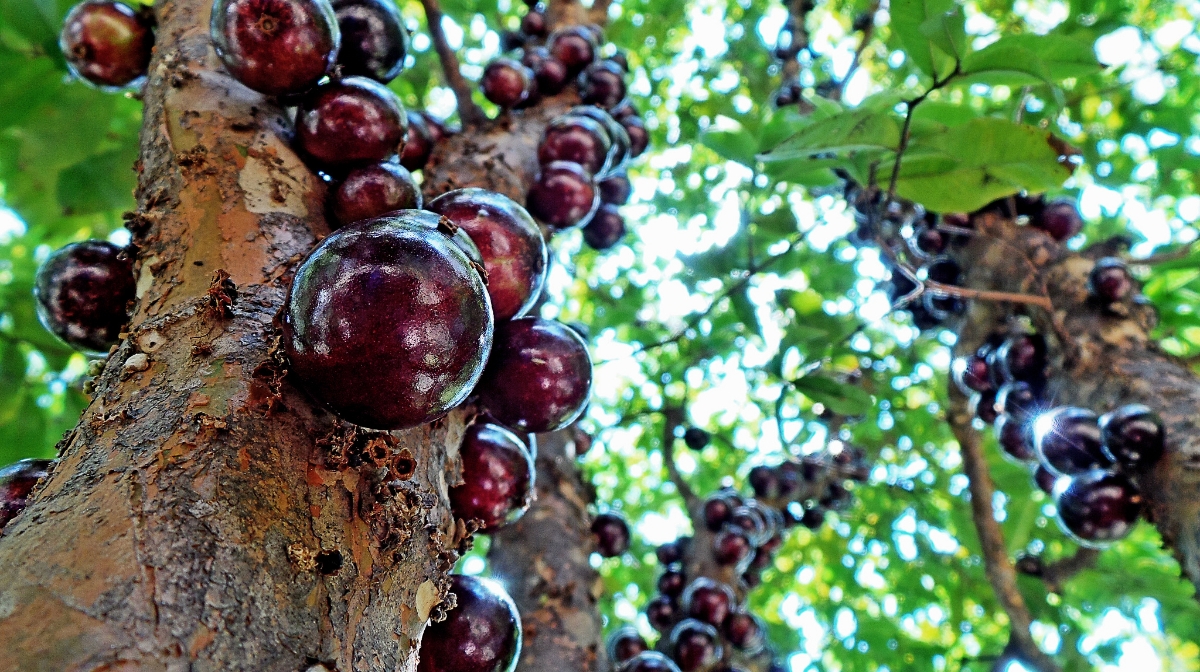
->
548;26;596;75
211;0;338;96
609;51;629;71
1034;199;1083;241
0;459;53;529
658;568;686;597
400;110;436;171
701;494;733;531
800;505;826;529
526;161;598;229
330;160;421;226
427;188;548;322
580;60;626;109
995;381;1042;422
611;100;638;121
568;105;631;171
723;612;765;653
995;333;1046;383
283;210;492;429
995;413;1035;463
482;58;534;108
522;46;569;94
683;427;710;450
1054;470;1142;546
1088;257;1133;303
914;226;947;255
520;8;547;37
599;173;632;205
621;651;681;672
1033;464;1058;494
475;317;593;433
1033;406;1111;476
748;465;780;498
656;538;686;565
669;620;722;672
539;116;612;175
34;240;135;354
622;115;648;158
729;503;770;544
953;354;993;394
608;628;649;665
296;77;407;168
1100;404;1165;471
591;511;630;557
582;204;626;251
681;578;733;627
333;0;407;82
646;595;679;632
60;1;153;89
712;528;752;567
449;422;534;530
417;574;522;672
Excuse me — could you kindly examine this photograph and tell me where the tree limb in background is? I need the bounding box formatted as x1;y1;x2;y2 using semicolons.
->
420;0;487;127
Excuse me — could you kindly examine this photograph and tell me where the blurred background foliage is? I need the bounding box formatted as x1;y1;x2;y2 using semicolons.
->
2;0;1200;669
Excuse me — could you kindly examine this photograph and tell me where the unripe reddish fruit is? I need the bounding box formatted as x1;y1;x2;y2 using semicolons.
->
600;173;632;205
539;116;613;175
683;427;710;450
60;1;154;89
211;0;339;96
1100;404;1165;471
520;8;547;37
712;527;752;566
669;619;722;672
701;494;734;531
449;422;534;530
526;161;599;229
417;575;522;672
657;568;686;597
34;240;135;354
723;612;765;653
1033;406;1111;477
591;511;631;557
646;595;679;632
522;47;570;95
1088;257;1133;304
622;115;649;157
400;110;436;171
583;204;626;251
427;188;549;322
548;26;596;75
330;160;421;226
0;459;53;529
580;60;627;109
482;58;534;108
422;111;452;143
608;627;649;665
333;0;407;82
296;77;408;169
681;578;733;627
283;210;493;430
621;651;681;672
475;317;593;433
995;413;1035;463
1054;470;1142;546
1034;199;1083;241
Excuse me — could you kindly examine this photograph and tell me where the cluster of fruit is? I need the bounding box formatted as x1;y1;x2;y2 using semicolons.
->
953;330;1163;546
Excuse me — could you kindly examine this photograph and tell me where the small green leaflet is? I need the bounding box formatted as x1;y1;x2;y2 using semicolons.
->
791;374;874;416
757;109;902;162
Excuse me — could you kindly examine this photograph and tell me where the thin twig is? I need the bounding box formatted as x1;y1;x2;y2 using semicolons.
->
885;64;961;204
419;0;486;127
662;407;700;512
926;281;1054;310
1137;241;1198;265
834;0;879;102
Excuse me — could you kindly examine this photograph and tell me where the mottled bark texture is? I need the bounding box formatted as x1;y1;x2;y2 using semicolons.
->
0;2;470;670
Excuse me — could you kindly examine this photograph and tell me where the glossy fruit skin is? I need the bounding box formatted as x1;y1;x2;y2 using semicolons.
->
995;333;1046;383
599;173;632;205
330;160;421;226
296;77;407;168
608;627;649;664
995;414;1035;463
427;188;548;322
60;1;153;89
449;422;534;530
0;459;53;529
333;0;407;82
646;595;679;632
539;116;612;175
522;47;569;95
1034;407;1112;477
482;58;534;108
1054;470;1142;547
1088;257;1133;303
582;204;626;251
748;465;780;498
712;528;752;567
580;60;627;109
723;612;765;653
417;575;522;672
211;0;339;96
1033;464;1059;494
953;354;993;394
548;27;596;75
621;651;682;672
656;540;686;565
683;427;710;450
283;210;493;430
400;110;436;171
702;495;733;531
1100;404;1165;471
682;578;733;627
526;161;599;229
995;381;1041;422
476;317;592;433
568;105;631;173
669;619;722;672
622;115;649;158
34;241;135;354
657;567;687;597
915;226;947;255
520;8;547;37
1035;200;1083;241
591;511;630;557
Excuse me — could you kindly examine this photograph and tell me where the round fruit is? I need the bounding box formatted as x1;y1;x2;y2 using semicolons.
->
609;51;629;71
526;161;599;229
283;210;493;430
482;58;534;108
599;173;632;205
953;354;993;394
330;160;421;226
333;0;407;82
995;413;1035;463
994;381;1041;422
657;568;686;597
621;652;681;672
521;47;569;95
646;595;679;632
580;60;627;109
914;226;947;255
1034;199;1083;241
681;578;733;627
582;204;626;251
669;619;722;672
1088;257;1133;303
569;105;631;171
683;427;710;450
723;612;765;653
608;628;649;665
1054;470;1142;547
1100;404;1165;471
701;494;733;531
611;99;638;121
656;539;686;565
1033;406;1111;476
60;1;153;89
748;465;780;499
296;77;407;168
539;116;612;175
211;0;339;96
0;459;53;529
34;240;135;354
729;503;771;544
417;575;522;672
712;528;752;567
400;110;436;171
427;188;548;322
799;505;825;529
591;511;630;557
520;8;547;37
622;115;649;157
1033;464;1058;494
449;422;534;530
475;317;592;433
548;26;596;75
994;333;1047;383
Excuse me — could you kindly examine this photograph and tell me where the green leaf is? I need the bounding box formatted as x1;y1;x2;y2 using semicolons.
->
701;127;759;166
753;208;798;234
730;288;762;337
56;147;138;216
791;375;874;416
890;0;962;79
758;109;902;162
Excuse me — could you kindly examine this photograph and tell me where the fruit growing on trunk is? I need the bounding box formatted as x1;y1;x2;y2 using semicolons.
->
1054;470;1143;546
522;47;570;94
482;58;535;108
548;26;597;75
681;578;733;626
1033;199;1083;241
34;240;136;354
211;0;339;96
60;1;154;89
449;422;535;530
329;160;421;226
283;210;493;430
1088;257;1133;304
400;110;436;171
669;619;722;672
295;76;408;168
600;172;632;205
582;203;626;250
608;628;649;664
526;161;599;229
332;0;407;82
417;575;522;672
1100;404;1165;471
539;116;613;176
591;511;631;557
621;652;682;672
580;60;627;109
1033;407;1111;476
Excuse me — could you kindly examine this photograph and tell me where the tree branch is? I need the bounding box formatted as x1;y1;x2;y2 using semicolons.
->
420;0;487;127
833;0;879;102
662;407;700;512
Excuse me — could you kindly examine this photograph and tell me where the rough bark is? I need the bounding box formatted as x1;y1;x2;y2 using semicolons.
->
0;2;468;670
